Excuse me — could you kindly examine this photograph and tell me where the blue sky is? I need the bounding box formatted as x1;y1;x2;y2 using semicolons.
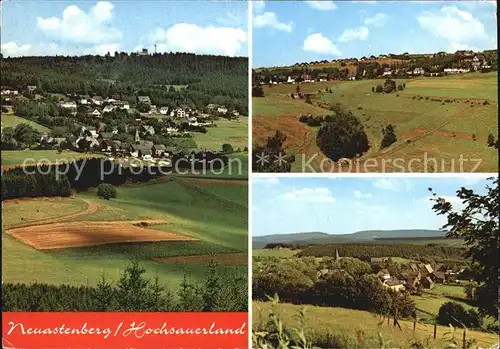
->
252;176;493;236
253;0;497;67
1;0;248;57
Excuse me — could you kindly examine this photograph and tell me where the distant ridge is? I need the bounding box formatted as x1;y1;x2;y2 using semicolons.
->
253;229;446;249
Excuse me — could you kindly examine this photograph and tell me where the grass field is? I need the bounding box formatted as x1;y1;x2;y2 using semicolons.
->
252;72;498;172
1;106;50;133
2;177;247;289
253;301;499;348
193;117;248;151
1;150;104;167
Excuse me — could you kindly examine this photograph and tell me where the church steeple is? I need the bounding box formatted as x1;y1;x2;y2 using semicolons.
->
135;128;140;143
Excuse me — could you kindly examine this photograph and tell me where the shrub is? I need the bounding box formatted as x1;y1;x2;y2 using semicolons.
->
437;302;483;329
375;84;383;93
221;143;234;153
316;113;370;161
97;183;117;200
483;100;489;105
380;124;397;149
472;134;477;141
487;134;495;147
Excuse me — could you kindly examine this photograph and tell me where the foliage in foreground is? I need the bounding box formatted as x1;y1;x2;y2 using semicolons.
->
2;261;247;312
253;296;493;349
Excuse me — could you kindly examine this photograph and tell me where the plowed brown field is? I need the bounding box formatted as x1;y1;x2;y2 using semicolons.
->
152;252;247;266
6;219;197;250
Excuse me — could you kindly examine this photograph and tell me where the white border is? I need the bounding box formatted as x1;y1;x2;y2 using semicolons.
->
247;0;253;348
251;172;497;178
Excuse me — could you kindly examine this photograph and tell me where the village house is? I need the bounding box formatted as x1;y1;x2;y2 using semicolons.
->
103;105;116;113
421;276;435;290
383;277;405;292
217;105;228;114
99;139;119;152
79;95;91;105
301;73;313;83
382;68;392;77
138;95;151;105
176;108;187;119
444;68;470;74
76;136;100;150
114;101;130;110
159;106;169;115
59;101;77;109
27;85;37;93
1;86;19;95
92;96;104;106
347;71;357;81
377;269;391;281
287;76;296;84
152;144;166;157
413;67;425;75
89;109;101;118
142;125;155;137
130;144;153;160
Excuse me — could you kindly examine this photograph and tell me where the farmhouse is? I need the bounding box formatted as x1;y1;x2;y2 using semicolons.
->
347;71;357;81
421;276;435;290
217;105;228;114
287;76;296;83
130;144;153;158
27;85;37;93
382;68;392;77
79;95;91;105
159;106;169;115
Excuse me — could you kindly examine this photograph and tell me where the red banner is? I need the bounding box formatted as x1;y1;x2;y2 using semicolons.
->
2;312;248;349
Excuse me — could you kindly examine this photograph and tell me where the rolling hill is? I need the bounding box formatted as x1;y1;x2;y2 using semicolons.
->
253;229;447;249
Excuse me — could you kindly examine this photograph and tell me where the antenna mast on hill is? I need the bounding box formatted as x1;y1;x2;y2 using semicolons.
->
154;44;157;54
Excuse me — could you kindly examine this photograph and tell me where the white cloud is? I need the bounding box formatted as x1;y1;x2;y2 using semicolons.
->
0;41;118;57
305;1;338;11
354;190;372;199
303;33;342;56
364;13;387;27
151;23;247;56
36;1;122;44
373;179;414;192
338;26;369;42
282;188;336;203
253;0;266;13
254;12;293;32
1;42;33;56
417;6;490;50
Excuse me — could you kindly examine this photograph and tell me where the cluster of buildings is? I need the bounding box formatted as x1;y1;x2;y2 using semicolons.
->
39;124;173;162
316;250;464;293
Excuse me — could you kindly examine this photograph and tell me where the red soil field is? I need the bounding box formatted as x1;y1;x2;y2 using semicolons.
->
6;219;196;250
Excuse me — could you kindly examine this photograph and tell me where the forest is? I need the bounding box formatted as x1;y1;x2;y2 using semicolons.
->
297;243;466;260
2;261;247;312
1;53;248;114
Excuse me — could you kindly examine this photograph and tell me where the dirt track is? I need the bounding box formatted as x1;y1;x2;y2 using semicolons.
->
152;252;247;266
6;219;196;250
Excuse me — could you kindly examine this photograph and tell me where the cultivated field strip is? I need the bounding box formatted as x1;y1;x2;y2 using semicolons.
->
6;220;196;250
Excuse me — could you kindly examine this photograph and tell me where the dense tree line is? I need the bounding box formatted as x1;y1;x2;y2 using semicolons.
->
253;256;416;318
1;53;248;114
297;243;466;260
2;154;229;200
2;261;247;312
